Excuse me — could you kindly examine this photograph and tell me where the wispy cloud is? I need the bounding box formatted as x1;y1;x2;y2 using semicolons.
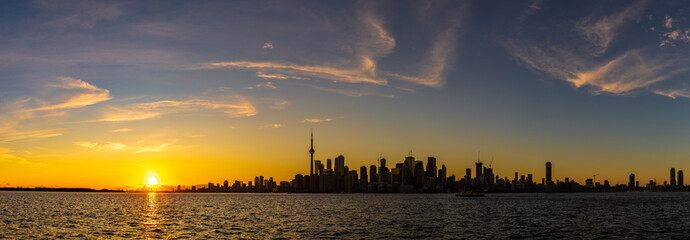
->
96;96;257;122
262;42;274;49
75;141;184;154
266;98;290;109
0;129;64;143
112;128;133;133
665;15;673;29
259;123;282;129
566;50;687;94
132;143;169;153
191;2;465;91
302;118;333;123
574;1;646;56
385;5;464;88
193;60;388;85
246;82;276;90
26;77;112;112
256;71;305;80
307;84;395;98
503;1;690;98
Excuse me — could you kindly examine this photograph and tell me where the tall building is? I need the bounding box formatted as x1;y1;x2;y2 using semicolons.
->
671;168;677;188
360;166;368;184
335;155;345;176
475;161;483;182
465;168;472;183
628;173;635;189
426;157;437;178
546;162;552;184
309;129;315;176
679;170;684;188
369;165;377;183
327;159;332;171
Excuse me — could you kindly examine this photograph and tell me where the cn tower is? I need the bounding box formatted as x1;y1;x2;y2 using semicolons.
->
309;129;315;176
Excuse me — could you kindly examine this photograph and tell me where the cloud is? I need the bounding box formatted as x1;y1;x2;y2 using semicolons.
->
75;141;183;154
267;98;290;109
566;50;687;94
384;7;463;88
25;77;112;112
256;71;305;80
665;15;673;29
193;59;388;85
259;124;282;129
503;1;690;98
653;89;690;99
302;118;333;123
660;29;690;47
307;84;395;98
33;0;128;29
191;2;464;91
75;141;128;151
246;82;276;90
574;1;645;56
132;143;169;153
0;147;28;164
0;128;64;142
112;128;133;133
262;42;274;49
96;96;257;122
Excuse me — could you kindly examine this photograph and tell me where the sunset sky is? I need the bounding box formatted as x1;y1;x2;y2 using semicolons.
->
2;1;690;189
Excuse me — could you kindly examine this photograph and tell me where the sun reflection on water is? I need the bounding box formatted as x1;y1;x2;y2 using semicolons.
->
143;192;161;239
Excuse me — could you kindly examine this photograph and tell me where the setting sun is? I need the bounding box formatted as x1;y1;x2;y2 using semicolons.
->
147;176;159;186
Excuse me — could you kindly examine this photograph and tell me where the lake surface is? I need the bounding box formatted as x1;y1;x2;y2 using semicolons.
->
2;191;690;239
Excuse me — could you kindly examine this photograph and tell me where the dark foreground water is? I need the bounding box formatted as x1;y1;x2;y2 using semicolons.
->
2;192;690;239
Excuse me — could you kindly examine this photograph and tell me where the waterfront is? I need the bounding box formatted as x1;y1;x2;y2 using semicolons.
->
2;192;690;239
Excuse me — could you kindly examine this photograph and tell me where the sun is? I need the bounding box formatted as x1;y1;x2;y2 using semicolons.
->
147;176;159;186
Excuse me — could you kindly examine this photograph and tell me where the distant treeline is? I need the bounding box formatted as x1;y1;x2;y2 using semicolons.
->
0;187;124;192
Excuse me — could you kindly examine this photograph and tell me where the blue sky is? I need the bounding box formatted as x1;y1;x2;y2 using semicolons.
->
1;0;690;188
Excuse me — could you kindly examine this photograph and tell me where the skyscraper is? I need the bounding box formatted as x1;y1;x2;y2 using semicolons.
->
327;159;332;171
475;161;483;182
628;173;635;189
546;162;552;184
670;168;676;188
335;155;345;176
426;157;437;178
309;129;315;176
679;170;684;188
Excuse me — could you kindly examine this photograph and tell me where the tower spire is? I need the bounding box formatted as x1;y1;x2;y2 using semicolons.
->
309;128;315;176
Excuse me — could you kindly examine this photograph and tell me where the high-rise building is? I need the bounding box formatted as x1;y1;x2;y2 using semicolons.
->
405;156;415;179
426;157;437;178
628;173;635;188
309;129;315;176
369;165;377;183
360;166;368;184
671;168;677;188
546;162;552;184
679;170;684;188
335;155;345;176
465;168;472;183
475;161;483;182
327;159;332;171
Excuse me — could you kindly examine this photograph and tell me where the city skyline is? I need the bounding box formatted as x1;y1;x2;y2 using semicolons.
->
3;1;690;189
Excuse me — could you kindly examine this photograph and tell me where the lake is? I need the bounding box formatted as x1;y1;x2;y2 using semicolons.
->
2;191;690;239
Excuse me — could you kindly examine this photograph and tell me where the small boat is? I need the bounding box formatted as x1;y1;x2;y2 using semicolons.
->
456;189;485;197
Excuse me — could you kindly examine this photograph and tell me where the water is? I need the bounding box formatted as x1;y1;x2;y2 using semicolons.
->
2;192;690;239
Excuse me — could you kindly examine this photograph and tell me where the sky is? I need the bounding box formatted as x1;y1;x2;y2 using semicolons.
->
2;0;690;189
